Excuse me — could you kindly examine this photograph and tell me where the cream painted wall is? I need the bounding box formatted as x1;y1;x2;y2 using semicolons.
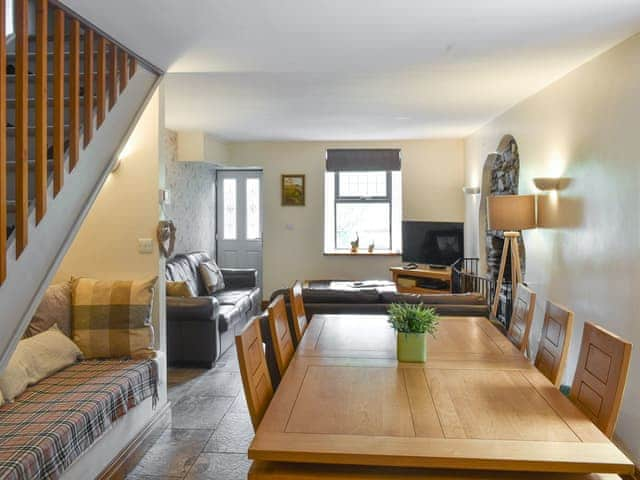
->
465;33;640;460
227;140;465;298
54;89;164;350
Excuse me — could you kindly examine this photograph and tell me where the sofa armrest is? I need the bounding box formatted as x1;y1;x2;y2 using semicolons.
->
167;296;220;323
221;268;258;289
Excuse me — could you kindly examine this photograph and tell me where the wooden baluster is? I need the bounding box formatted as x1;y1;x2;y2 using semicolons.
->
35;0;48;224
69;19;80;170
96;36;106;128
129;55;136;79
83;29;94;148
15;0;28;257
108;44;118;110
0;0;6;282
119;50;128;93
53;9;65;196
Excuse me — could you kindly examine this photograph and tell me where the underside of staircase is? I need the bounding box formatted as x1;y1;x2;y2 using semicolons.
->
0;0;162;368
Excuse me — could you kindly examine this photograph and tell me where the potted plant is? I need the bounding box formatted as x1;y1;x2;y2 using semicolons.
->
387;303;439;362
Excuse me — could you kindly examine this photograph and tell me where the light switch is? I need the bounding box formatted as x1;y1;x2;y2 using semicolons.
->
159;189;171;205
138;238;154;254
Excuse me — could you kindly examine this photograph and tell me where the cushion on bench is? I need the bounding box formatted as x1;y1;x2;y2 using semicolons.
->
0;359;158;480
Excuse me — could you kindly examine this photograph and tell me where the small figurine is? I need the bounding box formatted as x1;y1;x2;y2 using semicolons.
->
350;233;360;253
368;241;375;253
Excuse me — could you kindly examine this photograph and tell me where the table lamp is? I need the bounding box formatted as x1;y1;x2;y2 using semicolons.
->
487;194;537;318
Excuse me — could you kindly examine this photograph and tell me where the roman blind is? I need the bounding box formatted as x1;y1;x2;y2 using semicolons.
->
326;149;401;172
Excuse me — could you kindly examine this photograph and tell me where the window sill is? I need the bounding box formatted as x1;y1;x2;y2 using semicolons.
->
323;250;402;257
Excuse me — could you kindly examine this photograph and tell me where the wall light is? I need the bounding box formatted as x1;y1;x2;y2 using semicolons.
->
462;186;481;195
533;177;571;191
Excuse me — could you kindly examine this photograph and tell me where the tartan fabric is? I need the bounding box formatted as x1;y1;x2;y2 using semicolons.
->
0;359;158;480
71;277;157;359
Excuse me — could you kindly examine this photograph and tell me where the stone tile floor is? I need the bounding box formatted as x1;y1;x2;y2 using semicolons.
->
127;346;254;480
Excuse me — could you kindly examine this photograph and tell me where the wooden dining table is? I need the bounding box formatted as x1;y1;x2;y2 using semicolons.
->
248;314;634;478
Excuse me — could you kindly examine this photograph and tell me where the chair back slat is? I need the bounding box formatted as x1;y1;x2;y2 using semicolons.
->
507;283;536;353
269;295;295;377
236;317;274;430
534;301;574;387
570;322;632;438
289;281;308;343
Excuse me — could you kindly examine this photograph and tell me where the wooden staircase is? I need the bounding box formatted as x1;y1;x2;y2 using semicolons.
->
0;0;161;368
0;0;158;285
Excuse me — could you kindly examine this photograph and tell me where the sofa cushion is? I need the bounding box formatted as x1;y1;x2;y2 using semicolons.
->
303;288;380;304
218;304;243;333
199;260;225;294
25;281;72;338
71;277;156;360
379;291;486;305
166;281;196;298
165;252;212;297
213;289;255;313
0;326;82;402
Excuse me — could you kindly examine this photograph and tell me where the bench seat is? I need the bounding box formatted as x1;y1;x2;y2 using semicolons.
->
0;359;158;480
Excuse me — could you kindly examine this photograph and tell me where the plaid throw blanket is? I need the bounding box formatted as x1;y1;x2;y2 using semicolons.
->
0;360;158;480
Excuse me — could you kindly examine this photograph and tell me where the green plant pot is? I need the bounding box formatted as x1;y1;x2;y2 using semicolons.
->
397;332;427;363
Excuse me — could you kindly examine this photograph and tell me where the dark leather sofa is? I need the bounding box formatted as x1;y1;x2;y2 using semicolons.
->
270;280;490;323
165;252;261;367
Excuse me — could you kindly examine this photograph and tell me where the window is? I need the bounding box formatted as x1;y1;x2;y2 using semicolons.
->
325;169;402;253
245;177;261;240
222;178;237;240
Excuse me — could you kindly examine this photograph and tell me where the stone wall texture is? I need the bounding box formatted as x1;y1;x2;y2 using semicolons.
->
163;130;217;258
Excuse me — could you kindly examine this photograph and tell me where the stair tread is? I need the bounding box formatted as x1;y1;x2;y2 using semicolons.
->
7;51;93;58
6;125;71;136
6;159;55;166
7;72;104;80
6;95;97;106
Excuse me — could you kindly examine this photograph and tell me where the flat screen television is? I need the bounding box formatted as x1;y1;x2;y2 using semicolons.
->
402;221;464;267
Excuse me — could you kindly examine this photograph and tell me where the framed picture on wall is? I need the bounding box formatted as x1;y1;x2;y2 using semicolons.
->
281;174;306;206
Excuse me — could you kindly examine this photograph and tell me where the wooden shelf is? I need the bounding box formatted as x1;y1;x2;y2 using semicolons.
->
389;265;452;294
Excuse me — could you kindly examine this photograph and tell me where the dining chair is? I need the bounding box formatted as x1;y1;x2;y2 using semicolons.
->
507;283;536;354
256;311;282;389
268;294;295;377
569;322;632;438
534;301;574;387
289;280;308;343
236;316;274;430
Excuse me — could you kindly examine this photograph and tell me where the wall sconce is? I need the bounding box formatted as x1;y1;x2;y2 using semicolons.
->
533;177;571;191
462;186;481;195
111;159;123;173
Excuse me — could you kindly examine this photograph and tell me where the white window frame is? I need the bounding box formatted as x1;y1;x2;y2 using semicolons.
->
324;170;402;254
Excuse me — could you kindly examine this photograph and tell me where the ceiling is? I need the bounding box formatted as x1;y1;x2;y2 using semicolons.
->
63;0;640;141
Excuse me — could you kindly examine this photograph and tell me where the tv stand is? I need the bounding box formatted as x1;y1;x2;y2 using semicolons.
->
428;264;447;270
389;265;452;294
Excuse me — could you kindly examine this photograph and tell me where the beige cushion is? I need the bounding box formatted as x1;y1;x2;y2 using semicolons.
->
71;277;157;360
25;281;73;338
0;326;82;402
166;281;195;298
199;261;225;294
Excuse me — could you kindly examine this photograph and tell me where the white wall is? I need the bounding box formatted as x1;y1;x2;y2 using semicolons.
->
54;89;165;354
227;140;465;298
465;33;640;460
177;130;230;166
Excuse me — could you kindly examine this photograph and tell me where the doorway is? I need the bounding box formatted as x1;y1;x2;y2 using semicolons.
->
216;170;264;293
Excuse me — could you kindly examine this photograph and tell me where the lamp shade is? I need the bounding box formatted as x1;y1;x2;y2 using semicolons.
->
487;194;537;231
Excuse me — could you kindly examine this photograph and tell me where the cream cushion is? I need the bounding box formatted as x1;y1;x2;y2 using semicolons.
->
0;326;82;402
